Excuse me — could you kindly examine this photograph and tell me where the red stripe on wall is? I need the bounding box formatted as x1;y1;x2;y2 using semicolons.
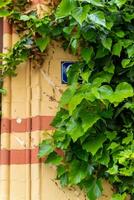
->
0;148;40;164
3;19;12;34
32;0;44;4
0;148;64;165
1;116;54;133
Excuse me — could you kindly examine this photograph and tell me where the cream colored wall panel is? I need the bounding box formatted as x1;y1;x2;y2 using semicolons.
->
0;165;10;200
10;165;30;200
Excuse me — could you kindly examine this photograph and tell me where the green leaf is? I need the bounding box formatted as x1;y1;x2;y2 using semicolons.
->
74;149;89;162
60;173;68;187
122;134;133;145
105;131;117;141
80;110;100;132
112;193;127;200
35;36;50;52
0;9;10;17
55;0;77;19
98;150;110;166
70;38;78;54
88;11;106;27
0;0;11;8
86;178;103;200
96;46;109;58
101;37;112;51
114;0;127;8
20;15;30;21
115;31;125;38
103;63;115;74
68;93;84;115
51;109;69;128
67;119;84;142
99;82;134;105
57;165;66;178
83;134;106;155
81;0;103;7
81;47;94;63
38;140;54;158
121;59;131;68
108;142;119;151
60;86;76;107
112;41;122;56
72;5;90;26
45;152;63;165
0;88;7;95
107;165;118;175
98;85;113;100
127;45;134;58
113;82;134;104
69;160;88;185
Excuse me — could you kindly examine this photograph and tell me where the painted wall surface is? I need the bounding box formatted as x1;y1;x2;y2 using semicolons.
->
0;1;113;200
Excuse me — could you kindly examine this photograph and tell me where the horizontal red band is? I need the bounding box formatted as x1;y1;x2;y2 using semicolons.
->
32;0;44;4
0;148;40;164
3;19;12;34
1;116;54;133
0;148;64;165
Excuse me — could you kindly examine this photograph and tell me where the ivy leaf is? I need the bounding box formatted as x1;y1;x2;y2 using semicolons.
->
45;152;63;165
68;160;88;185
74;149;89;162
70;38;78;54
96;46;109;58
72;5;90;26
107;165;118;175
51;109;69;128
122;134;133;145
38;140;54;158
112;193;127;200
114;0;127;8
121;59;131;68
112;41;122;56
98;150;110;166
105;131;117;141
115;31;125;38
20;15;30;21
81;47;94;63
81;0;103;7
98;85;113;100
0;9;10;17
68;93;84;115
60;86;76;107
36;37;50;52
127;45;134;58
80;110;100;132
60;173;68;187
86;178;103;200
55;0;77;19
0;88;7;95
57;165;66;178
0;0;11;8
88;11;106;27
103;63;115;74
101;37;112;51
67;119;84;142
83;134;106;155
113;82;134;104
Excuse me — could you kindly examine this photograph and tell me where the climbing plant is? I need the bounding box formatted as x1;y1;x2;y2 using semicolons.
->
0;0;134;199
